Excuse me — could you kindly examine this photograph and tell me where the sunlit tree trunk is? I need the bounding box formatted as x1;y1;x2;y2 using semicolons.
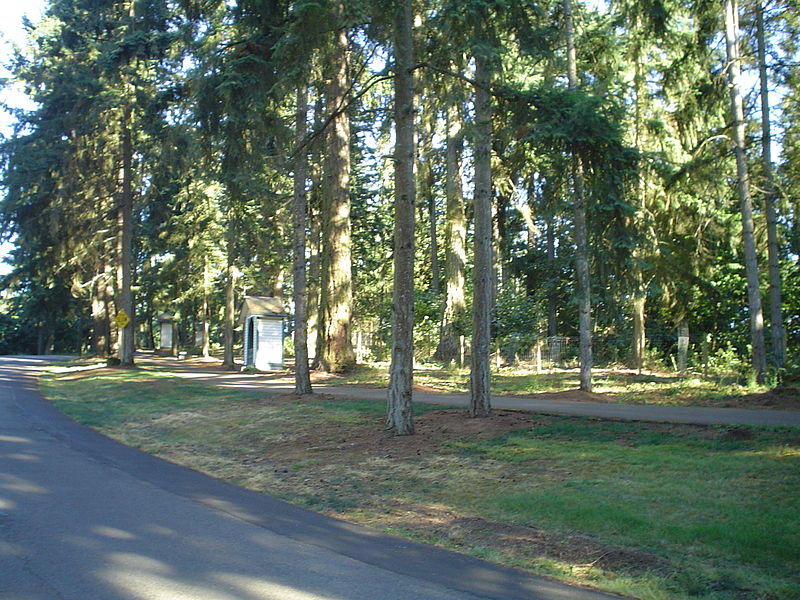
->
116;104;135;366
319;16;356;373
293;83;313;395
387;0;415;435
756;2;785;370
631;39;647;374
223;229;236;368
201;257;210;358
725;0;767;383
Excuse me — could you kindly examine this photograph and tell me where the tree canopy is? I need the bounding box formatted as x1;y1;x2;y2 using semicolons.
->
2;0;798;409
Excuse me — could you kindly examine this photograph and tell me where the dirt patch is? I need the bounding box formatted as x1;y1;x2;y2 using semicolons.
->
367;502;668;575
718;386;800;410
255;400;539;462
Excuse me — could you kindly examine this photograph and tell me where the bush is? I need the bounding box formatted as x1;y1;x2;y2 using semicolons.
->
704;344;747;381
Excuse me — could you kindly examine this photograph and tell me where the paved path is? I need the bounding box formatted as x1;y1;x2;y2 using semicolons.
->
138;356;800;427
0;356;618;600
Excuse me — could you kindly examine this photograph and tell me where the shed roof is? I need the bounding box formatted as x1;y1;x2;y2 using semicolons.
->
239;296;288;324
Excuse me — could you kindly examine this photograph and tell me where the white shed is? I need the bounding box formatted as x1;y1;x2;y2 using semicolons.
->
240;296;288;371
157;312;176;356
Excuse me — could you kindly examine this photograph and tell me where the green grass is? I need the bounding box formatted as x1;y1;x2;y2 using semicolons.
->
452;423;799;563
39;362;800;600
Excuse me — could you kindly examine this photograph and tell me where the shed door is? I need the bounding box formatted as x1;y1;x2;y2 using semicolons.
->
255;318;283;370
245;317;256;366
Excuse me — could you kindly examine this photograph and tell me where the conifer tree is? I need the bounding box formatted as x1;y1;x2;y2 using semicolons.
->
724;0;767;383
387;0;416;435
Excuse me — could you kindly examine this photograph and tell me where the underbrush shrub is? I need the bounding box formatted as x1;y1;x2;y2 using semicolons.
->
704;344;747;382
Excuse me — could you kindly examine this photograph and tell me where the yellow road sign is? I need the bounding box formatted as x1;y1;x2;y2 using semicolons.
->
115;310;130;329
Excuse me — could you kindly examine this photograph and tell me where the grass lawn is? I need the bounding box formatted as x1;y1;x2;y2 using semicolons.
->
40;361;800;600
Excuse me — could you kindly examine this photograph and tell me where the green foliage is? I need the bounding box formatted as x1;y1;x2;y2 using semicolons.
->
494;286;540;362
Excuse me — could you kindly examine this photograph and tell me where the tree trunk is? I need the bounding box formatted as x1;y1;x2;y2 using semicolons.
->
201;258;210;358
427;166;440;296
435;99;467;364
308;186;321;365
387;0;415;435
756;2;786;370
546;213;557;337
632;283;646;373
293;83;313;395
91;262;109;356
565;0;592;392
469;51;493;417
307;96;324;366
223;230;236;368
725;0;767;383
116;105;135;366
319;18;356;373
104;265;117;354
630;38;647;375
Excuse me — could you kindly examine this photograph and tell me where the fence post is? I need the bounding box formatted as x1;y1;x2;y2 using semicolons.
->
677;320;690;375
535;339;542;374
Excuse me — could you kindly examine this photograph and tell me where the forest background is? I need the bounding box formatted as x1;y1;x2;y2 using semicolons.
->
1;0;799;431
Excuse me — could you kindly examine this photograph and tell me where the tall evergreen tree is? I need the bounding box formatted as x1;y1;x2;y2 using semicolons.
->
387;0;416;435
724;0;767;383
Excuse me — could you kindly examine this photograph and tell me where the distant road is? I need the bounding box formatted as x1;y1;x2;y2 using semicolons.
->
0;356;617;600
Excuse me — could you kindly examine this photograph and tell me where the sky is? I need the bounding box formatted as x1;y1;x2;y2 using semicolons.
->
0;0;46;276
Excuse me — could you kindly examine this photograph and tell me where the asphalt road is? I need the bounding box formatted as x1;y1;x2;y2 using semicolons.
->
0;356;617;600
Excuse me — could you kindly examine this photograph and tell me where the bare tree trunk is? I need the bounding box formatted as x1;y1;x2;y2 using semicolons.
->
319;17;356;373
756;2;785;370
307;96;324;366
201;257;210;358
104;263;116;354
435;99;467;364
308;190;321;365
427;166;440;296
293;83;312;395
725;0;767;383
546;213;557;337
631;45;647;374
91;261;110;356
387;0;415;435
470;51;493;417
223;231;236;368
632;286;646;372
565;0;592;391
116;104;135;366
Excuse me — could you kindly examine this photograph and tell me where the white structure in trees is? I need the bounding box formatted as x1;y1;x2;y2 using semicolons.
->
240;296;287;371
